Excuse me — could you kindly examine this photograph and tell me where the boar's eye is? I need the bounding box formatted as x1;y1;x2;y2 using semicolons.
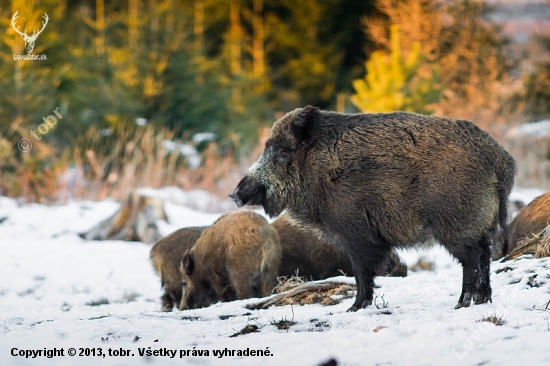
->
277;148;291;161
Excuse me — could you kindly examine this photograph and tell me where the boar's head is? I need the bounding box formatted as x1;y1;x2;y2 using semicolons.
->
180;249;219;309
229;105;321;218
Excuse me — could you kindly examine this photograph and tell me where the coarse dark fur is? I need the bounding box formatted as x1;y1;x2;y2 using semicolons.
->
273;212;407;279
230;106;516;311
181;211;282;309
150;227;206;311
506;192;550;256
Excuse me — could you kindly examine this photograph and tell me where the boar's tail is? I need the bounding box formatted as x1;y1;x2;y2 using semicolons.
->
498;190;510;256
497;162;515;256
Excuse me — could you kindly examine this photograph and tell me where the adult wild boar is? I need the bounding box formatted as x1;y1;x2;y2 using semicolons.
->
273;213;407;279
150;227;206;311
180;211;282;309
230;106;516;311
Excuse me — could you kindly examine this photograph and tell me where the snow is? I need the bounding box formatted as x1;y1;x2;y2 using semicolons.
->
193;132;217;144
1;190;550;366
506;120;550;139
137;186;237;214
161;140;201;169
509;186;545;205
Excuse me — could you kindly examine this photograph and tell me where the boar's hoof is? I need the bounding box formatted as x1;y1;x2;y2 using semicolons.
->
346;305;360;312
455;289;492;309
161;293;176;312
473;292;492;305
347;299;372;312
454;292;473;309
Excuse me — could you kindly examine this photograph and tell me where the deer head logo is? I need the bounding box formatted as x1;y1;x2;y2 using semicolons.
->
11;11;49;54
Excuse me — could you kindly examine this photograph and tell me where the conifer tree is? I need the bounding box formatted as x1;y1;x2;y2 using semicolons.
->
351;25;441;114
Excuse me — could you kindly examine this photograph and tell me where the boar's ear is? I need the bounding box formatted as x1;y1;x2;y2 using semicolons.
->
182;250;194;276
291;105;321;147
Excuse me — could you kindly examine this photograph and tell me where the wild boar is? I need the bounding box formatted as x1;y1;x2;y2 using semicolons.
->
273;213;407;279
150;227;206;311
181;211;282;309
230;106;516;311
506;192;550;256
273;213;353;279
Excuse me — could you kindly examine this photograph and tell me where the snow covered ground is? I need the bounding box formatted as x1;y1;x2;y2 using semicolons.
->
1;188;549;366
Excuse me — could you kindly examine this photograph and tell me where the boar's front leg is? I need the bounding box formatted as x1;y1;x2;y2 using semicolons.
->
346;242;390;312
161;292;176;312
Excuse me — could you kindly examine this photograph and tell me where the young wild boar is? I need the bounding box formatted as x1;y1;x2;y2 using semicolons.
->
273;213;407;279
230;106;516;311
273;213;353;279
505;192;550;256
383;250;408;277
150;227;206;311
180;211;282;309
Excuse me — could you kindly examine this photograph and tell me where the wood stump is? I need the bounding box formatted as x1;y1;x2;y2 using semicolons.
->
80;192;167;244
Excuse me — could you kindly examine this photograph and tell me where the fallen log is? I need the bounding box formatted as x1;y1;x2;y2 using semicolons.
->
246;281;356;310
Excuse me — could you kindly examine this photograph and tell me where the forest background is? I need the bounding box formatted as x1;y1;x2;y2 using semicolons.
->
0;0;549;203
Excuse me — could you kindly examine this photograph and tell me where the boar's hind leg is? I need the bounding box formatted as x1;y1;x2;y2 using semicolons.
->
473;232;493;305
444;235;491;309
346;246;390;312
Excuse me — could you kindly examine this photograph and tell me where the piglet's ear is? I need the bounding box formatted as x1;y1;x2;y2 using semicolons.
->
182;250;194;276
291;105;321;147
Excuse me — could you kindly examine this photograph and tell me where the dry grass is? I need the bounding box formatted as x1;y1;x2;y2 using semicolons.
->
229;324;259;338
269;317;296;331
535;227;550;258
1;124;268;205
476;312;507;326
86;298;110;306
273;274;307;294
279;284;356;306
374;294;389;309
504;225;550;261
271;275;355;307
0;132;65;203
277;284;355;307
409;257;434;272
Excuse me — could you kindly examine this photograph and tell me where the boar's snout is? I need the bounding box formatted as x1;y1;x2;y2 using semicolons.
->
228;193;243;207
229;175;266;208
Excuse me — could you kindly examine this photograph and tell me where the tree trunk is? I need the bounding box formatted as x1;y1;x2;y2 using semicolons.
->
96;0;105;56
230;0;242;106
252;0;264;78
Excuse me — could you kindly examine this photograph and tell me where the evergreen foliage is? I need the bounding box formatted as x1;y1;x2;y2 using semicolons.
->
351;25;441;114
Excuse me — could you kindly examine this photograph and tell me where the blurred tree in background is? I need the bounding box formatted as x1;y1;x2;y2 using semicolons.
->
522;33;550;121
361;0;512;123
351;25;441;114
0;0;378;151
